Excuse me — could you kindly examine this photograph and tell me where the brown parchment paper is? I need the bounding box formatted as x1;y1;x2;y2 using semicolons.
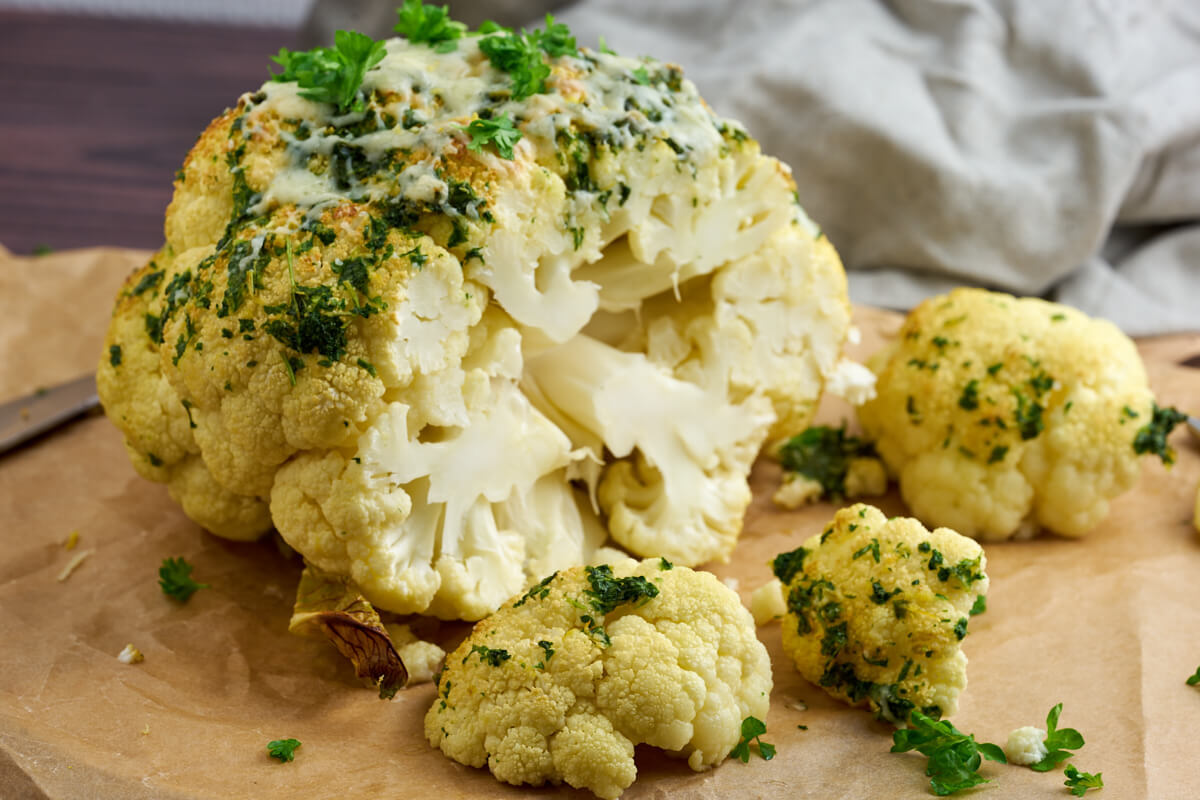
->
2;245;1199;800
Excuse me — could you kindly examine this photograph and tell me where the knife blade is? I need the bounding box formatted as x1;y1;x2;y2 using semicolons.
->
0;374;100;456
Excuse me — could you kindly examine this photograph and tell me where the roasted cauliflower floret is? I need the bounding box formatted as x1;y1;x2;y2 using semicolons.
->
425;559;771;799
774;504;988;722
98;22;853;619
858;288;1175;540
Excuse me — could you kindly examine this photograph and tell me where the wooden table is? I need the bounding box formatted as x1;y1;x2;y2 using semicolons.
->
0;11;297;255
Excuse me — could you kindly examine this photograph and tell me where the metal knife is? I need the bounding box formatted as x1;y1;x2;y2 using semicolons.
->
0;374;100;456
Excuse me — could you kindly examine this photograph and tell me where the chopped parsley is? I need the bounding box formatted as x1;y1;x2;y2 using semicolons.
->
778;424;877;498
1187;665;1200;686
852;538;881;564
957;379;979;411
658;557;673;570
869;580;901;605
1029;703;1085;772
269;30;386;115
730;716;775;762
969;595;987;616
393;0;466;51
952;617;968;640
108;344;122;367
986;445;1008;464
1063;765;1104;796
890;710;1006;796
584;564;659;614
513;571;557;607
462;113;522;159
535;640;555;668
1132;403;1187;464
771;546;808;585
464;644;511;667
158;556;209;603
266;738;301;763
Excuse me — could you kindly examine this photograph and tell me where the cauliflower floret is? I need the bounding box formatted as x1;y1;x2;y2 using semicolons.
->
98;30;854;620
749;578;786;625
384;624;445;687
858;288;1168;540
1005;725;1049;766
425;559;771;799
775;503;988;722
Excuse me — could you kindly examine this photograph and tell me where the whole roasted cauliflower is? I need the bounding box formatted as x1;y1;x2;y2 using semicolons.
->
98;18;852;620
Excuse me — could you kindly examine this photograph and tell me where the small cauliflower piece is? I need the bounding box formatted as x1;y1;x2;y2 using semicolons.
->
117;643;145;664
425;559;771;799
1005;725;1049;766
385;624;446;686
775;503;987;722
749;578;786;625
858;287;1175;540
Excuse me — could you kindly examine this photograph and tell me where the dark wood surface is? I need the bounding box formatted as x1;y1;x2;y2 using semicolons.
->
0;11;298;255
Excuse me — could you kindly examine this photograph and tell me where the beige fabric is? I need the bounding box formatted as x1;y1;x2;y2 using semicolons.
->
306;0;1200;334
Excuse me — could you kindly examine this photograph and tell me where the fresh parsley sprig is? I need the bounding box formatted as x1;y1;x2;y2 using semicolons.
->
477;15;578;100
891;710;1006;796
270;30;386;114
1063;764;1103;796
266;738;301;763
393;0;466;52
1187;665;1200;686
1030;703;1085;772
158;556;209;602
462;113;523;159
730;716;775;762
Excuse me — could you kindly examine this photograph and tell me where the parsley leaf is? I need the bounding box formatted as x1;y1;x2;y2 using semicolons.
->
778;424;877;498
584;564;659;614
464;644;511;667
631;66;651;85
1187;665;1200;686
528;14;577;57
477;15;576;99
730;716;775;762
1030;703;1085;772
266;738;301;762
1063;764;1104;796
1132;403;1187;465
891;710;1005;796
969;595;987;616
462;113;522;159
158;557;209;602
393;0;466;50
270;30;386;114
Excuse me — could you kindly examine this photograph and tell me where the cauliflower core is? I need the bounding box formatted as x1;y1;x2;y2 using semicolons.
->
775;504;988;722
425;559;771;799
858;288;1159;541
97;33;851;620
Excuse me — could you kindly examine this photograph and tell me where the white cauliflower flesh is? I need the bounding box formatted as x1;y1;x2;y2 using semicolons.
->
774;504;988;722
97;23;852;620
858;287;1178;540
1005;725;1049;766
425;559;772;799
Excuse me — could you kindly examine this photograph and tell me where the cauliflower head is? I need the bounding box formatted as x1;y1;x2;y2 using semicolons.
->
774;503;987;722
425;558;771;799
858;287;1161;540
97;23;852;619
